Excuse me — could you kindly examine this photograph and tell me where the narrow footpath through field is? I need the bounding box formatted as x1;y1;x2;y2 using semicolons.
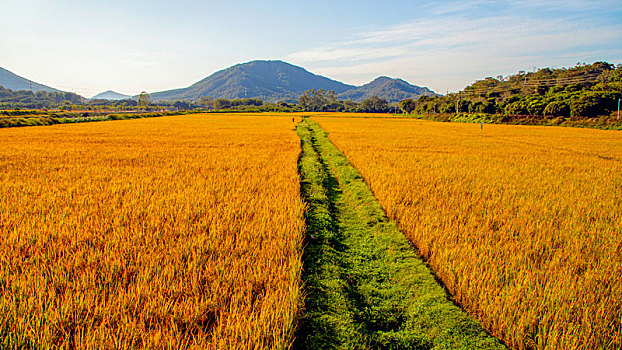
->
293;118;505;350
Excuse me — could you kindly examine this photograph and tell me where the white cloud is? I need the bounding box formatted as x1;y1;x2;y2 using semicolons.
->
288;16;618;63
285;6;622;93
510;0;617;11
424;0;497;16
287;46;409;63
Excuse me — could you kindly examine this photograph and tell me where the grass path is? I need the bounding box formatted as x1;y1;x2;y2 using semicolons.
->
294;118;506;349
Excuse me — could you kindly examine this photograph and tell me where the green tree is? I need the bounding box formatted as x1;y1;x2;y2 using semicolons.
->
470;99;496;114
214;98;231;109
399;99;416;114
298;89;316;111
544;101;570;117
361;95;389;113
173;100;191;110
505;100;528;115
527;99;546;115
198;96;215;110
138;91;151;108
298;89;338;111
343;100;359;112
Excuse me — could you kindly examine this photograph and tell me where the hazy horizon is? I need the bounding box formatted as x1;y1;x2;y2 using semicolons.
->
1;0;621;97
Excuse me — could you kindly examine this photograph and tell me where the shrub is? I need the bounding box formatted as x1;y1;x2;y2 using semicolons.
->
544;101;570;117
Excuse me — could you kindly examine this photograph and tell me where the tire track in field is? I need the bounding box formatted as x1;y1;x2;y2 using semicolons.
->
294;118;506;350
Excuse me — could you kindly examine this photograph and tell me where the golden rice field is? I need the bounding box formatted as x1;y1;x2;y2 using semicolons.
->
0;114;305;349
315;116;622;350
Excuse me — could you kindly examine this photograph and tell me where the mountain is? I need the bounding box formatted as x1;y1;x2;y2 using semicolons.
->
91;90;131;100
339;76;436;102
149;60;435;103
2;61;436;104
0;67;61;93
150;60;354;102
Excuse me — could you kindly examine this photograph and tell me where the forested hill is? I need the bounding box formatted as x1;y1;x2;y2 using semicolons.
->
412;62;621;118
340;76;436;101
149;60;434;103
149;60;354;102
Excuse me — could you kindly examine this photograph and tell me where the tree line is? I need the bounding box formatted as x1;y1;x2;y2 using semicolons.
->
399;62;622;118
0;87;85;109
3;61;618;117
0;85;394;113
297;89;390;112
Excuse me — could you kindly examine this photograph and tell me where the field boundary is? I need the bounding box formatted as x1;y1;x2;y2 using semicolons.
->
305;112;622;130
0;111;187;128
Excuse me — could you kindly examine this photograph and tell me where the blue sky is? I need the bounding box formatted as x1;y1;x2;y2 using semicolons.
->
1;0;621;97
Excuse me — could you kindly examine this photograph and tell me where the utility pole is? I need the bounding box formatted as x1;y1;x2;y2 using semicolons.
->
618;98;620;121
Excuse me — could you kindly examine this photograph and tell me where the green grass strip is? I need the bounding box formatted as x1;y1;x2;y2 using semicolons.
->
294;117;506;350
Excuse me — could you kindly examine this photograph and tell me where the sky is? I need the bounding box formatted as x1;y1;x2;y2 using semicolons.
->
1;0;621;97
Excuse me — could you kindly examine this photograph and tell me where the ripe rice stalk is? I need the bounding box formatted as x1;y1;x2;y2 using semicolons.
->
315;116;622;350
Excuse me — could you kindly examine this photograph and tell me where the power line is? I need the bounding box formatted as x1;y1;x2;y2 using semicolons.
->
458;72;602;98
523;73;600;87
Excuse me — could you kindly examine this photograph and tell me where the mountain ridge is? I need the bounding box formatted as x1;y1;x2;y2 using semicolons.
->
91;90;131;100
149;60;435;103
1;60;437;103
0;67;61;93
339;76;436;101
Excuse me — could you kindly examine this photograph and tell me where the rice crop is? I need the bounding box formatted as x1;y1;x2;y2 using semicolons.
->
315;116;622;350
0;113;305;349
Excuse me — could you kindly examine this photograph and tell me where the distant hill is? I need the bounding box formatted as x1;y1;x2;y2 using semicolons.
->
149;60;435;103
91;90;131;100
1;61;436;104
339;76;436;102
150;60;353;102
0;67;61;93
412;61;621;118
